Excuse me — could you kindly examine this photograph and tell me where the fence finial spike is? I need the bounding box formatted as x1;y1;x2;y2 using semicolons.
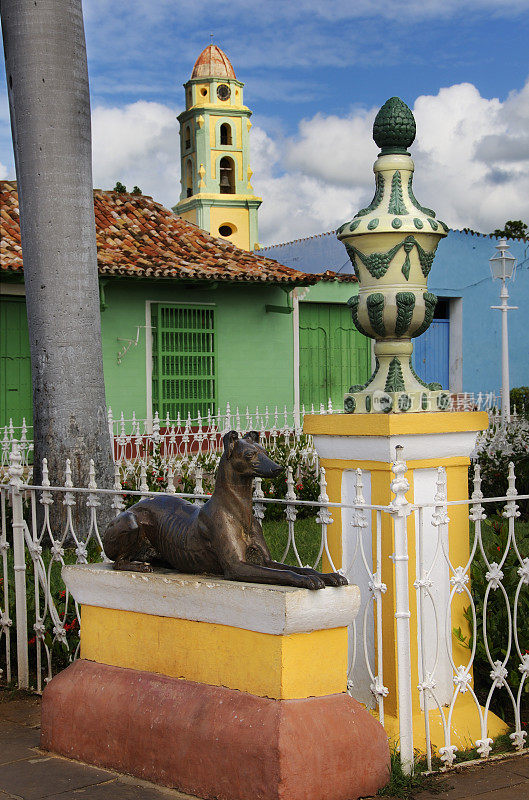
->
64;459;73;488
8;440;23;489
503;461;520;520
318;466;329;503
166;467;176;494
354;467;366;506
285;465;296;502
139;462;148;496
390;447;410;513
473;463;482;495
352;469;367;529
88;459;97;490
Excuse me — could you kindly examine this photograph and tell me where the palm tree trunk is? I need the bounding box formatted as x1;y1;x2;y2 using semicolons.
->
1;0;114;525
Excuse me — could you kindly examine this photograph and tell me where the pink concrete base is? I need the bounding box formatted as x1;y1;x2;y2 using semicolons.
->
41;660;389;800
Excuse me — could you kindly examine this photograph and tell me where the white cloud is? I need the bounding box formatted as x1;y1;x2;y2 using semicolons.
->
86;79;529;245
91;100;181;203
412;81;529;232
252;79;529;243
250;124;371;244
284;110;377;186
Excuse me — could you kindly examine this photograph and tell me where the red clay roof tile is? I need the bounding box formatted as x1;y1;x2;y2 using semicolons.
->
0;181;316;286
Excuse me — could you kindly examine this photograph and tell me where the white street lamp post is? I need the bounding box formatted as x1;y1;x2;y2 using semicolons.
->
490;238;517;424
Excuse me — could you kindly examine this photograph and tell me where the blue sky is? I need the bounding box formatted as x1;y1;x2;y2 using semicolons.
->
2;0;529;244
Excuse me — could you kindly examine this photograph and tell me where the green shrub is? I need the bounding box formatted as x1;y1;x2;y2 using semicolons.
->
118;436;320;520
511;386;529;419
471;415;529;520
454;517;529;726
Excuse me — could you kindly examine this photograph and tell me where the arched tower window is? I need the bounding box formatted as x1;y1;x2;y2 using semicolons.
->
220;123;232;146
186;160;193;198
185;125;191;151
219;157;235;194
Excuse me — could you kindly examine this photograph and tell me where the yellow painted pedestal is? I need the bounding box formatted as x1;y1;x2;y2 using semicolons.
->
41;564;390;800
80;604;348;700
304;411;509;754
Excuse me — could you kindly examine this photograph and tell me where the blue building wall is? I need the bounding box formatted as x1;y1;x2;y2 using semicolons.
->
259;230;529;395
260;231;351;276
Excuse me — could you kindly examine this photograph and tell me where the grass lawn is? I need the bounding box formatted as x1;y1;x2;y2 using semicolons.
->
262;514;322;569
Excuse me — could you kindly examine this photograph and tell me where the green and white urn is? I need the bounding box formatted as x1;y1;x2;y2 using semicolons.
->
337;97;450;414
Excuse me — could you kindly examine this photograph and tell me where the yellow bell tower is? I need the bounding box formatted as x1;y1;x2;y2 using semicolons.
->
174;45;262;251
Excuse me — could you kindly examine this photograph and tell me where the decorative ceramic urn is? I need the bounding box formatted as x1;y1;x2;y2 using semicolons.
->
337;97;450;414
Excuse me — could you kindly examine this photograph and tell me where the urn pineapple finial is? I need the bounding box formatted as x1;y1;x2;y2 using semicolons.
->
337;97;450;414
373;97;416;154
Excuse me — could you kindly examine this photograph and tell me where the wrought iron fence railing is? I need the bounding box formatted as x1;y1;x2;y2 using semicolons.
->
1;441;528;775
3;392;520;480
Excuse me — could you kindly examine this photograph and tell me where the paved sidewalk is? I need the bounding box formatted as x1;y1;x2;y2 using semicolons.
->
0;691;195;800
1;690;528;800
363;753;529;800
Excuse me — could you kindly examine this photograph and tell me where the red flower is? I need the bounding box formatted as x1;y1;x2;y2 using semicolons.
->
60;590;66;598
497;546;501;551
28;637;36;645
157;476;164;482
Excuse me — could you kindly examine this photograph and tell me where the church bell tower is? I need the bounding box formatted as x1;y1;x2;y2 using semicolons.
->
174;45;261;251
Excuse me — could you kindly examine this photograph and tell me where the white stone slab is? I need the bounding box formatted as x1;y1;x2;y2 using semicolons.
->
63;563;360;636
313;429;479;462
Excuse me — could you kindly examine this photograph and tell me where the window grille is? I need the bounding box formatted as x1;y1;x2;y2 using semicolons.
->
151;305;216;420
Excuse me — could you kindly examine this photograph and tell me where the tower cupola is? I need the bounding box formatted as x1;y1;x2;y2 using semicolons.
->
191;45;237;80
174;45;261;251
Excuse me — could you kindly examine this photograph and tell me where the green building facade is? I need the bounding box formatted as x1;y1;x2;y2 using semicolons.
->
1;276;366;432
1;182;367;434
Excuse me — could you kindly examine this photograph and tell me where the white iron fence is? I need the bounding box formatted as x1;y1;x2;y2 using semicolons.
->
1;392;514;480
1;439;528;774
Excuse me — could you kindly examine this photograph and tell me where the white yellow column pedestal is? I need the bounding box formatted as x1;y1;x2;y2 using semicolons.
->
41;564;390;800
303;412;509;754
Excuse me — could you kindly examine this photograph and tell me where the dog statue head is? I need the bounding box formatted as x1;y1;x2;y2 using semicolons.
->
222;430;282;479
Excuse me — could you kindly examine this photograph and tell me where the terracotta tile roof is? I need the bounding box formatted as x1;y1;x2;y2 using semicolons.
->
191;45;236;80
319;270;357;282
0;181;317;286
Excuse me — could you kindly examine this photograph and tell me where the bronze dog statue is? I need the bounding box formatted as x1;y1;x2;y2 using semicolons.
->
103;431;347;590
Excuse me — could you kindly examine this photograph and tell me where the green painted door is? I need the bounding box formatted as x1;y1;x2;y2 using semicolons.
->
0;296;33;430
299;302;370;409
151;304;216;420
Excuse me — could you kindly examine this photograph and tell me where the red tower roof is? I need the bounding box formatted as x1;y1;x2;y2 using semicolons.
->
191;45;237;80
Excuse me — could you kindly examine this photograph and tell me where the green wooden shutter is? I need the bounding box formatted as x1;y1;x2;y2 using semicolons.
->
0;296;33;429
299;302;370;409
151;304;216;420
299;305;329;409
329;304;370;400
